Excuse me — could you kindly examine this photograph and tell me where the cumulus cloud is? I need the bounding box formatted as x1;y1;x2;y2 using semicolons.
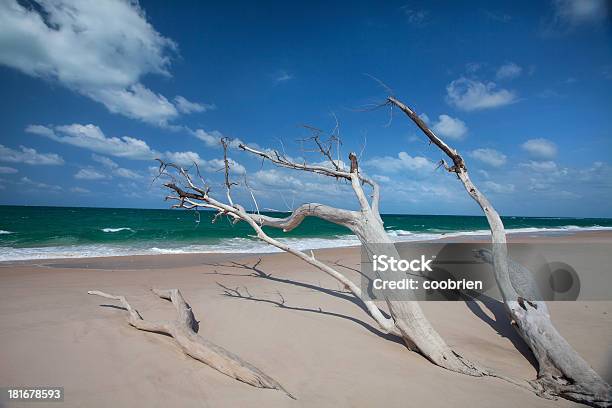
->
91;84;178;124
0;166;17;174
250;168;349;201
0;0;208;124
483;181;515;194
446;77;517;111
21;176;62;191
521;138;557;159
92;154;141;179
546;0;609;32
204;158;246;174
365;152;434;173
469;148;507;167
161;151;245;174
496;62;522;80
193;129;224;147
26;122;241;179
372;174;391;183
432;115;468;140
174;96;215;114
519;160;562;173
74;168;109;180
27;124;156;160
0;144;64;165
162;151;205;167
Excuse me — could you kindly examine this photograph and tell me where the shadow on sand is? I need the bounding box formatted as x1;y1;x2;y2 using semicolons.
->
204;258;537;369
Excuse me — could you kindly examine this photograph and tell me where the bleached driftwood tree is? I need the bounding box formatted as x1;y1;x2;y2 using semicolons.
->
87;288;294;398
157;134;489;376
387;96;611;407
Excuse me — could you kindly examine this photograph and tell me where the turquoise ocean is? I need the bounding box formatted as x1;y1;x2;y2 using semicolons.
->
1;205;611;261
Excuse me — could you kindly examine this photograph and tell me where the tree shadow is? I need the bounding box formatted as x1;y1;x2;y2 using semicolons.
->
216;282;402;345
460;290;538;369
204;259;401;345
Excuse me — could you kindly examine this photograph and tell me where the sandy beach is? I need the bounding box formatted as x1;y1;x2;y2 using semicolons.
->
1;231;610;407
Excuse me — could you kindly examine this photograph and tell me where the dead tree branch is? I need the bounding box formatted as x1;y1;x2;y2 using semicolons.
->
156;135;497;378
388;95;611;407
88;288;294;398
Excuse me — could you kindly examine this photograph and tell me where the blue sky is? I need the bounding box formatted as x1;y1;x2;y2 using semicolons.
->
0;0;611;217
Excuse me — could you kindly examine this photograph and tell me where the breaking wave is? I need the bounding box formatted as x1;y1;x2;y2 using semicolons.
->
101;227;134;233
1;225;610;262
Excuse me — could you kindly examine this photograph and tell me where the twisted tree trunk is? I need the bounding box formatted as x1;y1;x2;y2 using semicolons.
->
389;95;611;407
235;144;485;375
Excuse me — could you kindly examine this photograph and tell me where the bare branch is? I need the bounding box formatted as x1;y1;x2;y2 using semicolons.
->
249;203;359;232
88;289;294;398
388;95;611;407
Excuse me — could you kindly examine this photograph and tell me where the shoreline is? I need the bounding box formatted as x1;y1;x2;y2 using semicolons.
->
0;230;612;270
1;227;611;265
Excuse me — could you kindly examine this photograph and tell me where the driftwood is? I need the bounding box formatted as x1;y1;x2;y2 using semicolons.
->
388;96;611;407
158;135;491;376
88;288;294;399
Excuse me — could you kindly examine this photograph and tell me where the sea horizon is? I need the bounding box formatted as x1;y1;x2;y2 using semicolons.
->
2;205;611;262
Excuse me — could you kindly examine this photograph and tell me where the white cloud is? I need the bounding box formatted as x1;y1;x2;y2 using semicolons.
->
193;129;224;147
469;148;507;167
446;77;517;111
92;154;141;179
162;151;205;167
274;70;293;83
0;0;207;125
478;169;490;179
174;96;215;114
27;124;156;160
27;122;237;177
91;154;119;169
70;187;91;194
519;160;561;172
114;167;141;179
191;129;247;150
521;138;557;159
74;168;109;180
251;168;348;200
160;151;245;174
432;114;468;140
253;169;303;189
0;166;18;174
372;174;391;183
0;144;64;165
549;0;609;29
483;181;515;193
365;152;434;173
90;84;178;125
21;176;62;191
496;62;522;80
204;158;246;174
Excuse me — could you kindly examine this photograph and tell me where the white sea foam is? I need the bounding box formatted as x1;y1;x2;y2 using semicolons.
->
1;225;611;262
0;230;13;234
101;227;134;233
